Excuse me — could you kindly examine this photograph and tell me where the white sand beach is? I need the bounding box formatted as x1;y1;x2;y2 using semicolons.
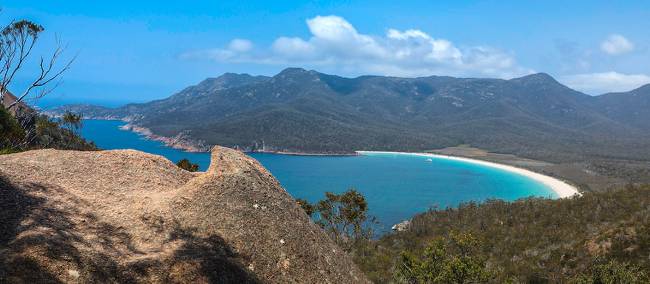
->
356;151;581;198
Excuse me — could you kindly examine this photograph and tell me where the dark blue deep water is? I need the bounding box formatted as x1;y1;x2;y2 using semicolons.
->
81;119;555;232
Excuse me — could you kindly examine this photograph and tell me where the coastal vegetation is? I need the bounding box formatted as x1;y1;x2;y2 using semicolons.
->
0;104;95;153
176;158;199;172
60;110;83;134
0;106;24;152
0;15;94;153
297;189;375;252
393;231;493;283
352;184;650;283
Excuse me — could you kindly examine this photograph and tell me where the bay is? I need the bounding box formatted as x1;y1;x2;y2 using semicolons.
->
81;119;555;232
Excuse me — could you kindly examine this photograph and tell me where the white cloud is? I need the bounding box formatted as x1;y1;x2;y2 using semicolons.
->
561;72;650;94
228;39;253;52
181;15;531;78
600;34;634;55
272;37;317;59
179;38;254;61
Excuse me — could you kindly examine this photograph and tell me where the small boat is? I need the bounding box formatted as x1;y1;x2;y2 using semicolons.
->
425;158;433;162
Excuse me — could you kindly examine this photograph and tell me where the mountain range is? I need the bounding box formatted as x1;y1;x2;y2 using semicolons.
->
53;68;650;163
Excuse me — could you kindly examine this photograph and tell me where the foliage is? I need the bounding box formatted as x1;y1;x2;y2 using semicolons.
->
1;109;95;153
317;190;373;247
176;158;199;172
1;16;73;109
0;106;25;151
297;189;375;251
295;198;315;217
30;114;95;151
570;259;649;284
394;232;493;284
0;15;90;153
354;185;650;283
2;19;44;37
60;110;83;134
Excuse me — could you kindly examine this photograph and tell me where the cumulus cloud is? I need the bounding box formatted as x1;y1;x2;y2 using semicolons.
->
600;34;634;55
181;15;531;78
561;72;650;94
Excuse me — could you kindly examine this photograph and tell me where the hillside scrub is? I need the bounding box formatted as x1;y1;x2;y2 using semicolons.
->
0;107;25;149
354;184;650;283
0;107;96;153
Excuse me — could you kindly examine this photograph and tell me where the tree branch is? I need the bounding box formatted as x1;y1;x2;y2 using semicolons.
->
7;39;74;110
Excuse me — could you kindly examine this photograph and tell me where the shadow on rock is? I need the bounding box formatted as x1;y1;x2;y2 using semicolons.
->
0;174;259;283
163;224;260;283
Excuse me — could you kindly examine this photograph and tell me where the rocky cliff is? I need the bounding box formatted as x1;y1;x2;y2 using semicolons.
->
0;147;368;283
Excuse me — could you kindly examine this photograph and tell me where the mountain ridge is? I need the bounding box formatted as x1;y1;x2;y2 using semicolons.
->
50;68;650;163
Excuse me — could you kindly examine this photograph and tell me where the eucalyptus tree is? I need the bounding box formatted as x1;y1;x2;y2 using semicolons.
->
0;16;73;110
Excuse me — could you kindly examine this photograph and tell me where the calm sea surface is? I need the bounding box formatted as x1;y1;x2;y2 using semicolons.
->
81;119;556;232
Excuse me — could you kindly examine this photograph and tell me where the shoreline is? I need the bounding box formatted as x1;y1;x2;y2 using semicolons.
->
88;119;579;198
356;151;581;199
118;123;209;152
86;119;581;198
249;150;358;157
95;119;359;156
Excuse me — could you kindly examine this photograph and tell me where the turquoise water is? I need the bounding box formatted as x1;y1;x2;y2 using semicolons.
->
81;119;556;232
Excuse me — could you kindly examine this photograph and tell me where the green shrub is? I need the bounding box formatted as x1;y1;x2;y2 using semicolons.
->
0;107;25;150
32;115;96;151
570;260;649;284
176;158;199;172
297;189;375;252
394;231;493;284
296;198;315;217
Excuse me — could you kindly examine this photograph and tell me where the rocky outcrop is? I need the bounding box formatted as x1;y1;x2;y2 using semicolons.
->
0;147;368;283
391;220;411;232
1;89;32;116
119;123;210;152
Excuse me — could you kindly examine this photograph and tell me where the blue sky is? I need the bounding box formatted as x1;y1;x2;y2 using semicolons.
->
2;0;650;106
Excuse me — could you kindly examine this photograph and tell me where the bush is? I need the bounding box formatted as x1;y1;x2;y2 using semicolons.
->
0;107;25;151
176;158;199;172
296;198;315;217
1;108;96;153
32;115;96;151
394;231;493;284
570;260;649;284
297;189;375;251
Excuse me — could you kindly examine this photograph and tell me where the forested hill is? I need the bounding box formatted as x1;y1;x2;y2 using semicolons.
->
53;68;650;162
355;185;650;283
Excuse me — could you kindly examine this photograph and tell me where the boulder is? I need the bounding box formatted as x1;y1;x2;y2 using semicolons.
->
0;146;368;283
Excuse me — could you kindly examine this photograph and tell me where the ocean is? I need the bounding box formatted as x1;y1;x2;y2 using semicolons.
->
81;119;556;232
